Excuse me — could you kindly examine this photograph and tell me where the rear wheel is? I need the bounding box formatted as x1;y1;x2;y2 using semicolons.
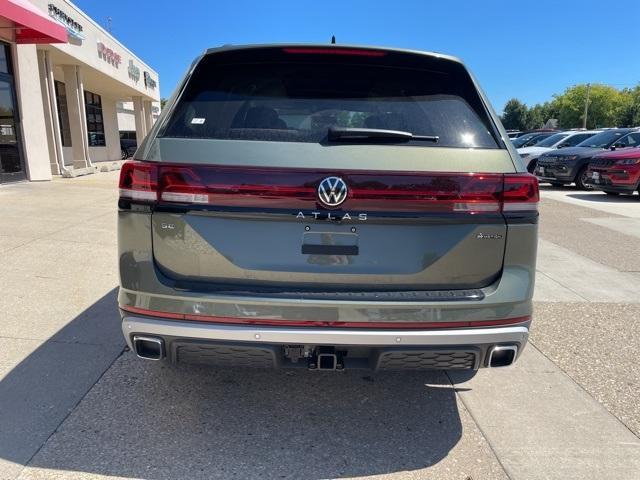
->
526;160;537;173
575;167;593;190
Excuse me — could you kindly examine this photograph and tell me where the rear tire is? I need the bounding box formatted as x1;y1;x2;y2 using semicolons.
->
575;167;593;190
527;160;537;173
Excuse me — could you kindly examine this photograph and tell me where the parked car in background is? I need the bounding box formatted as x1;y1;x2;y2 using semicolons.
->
518;131;598;172
535;128;640;189
512;128;558;138
118;44;538;372
586;146;640;196
119;131;137;159
511;131;557;149
506;130;521;139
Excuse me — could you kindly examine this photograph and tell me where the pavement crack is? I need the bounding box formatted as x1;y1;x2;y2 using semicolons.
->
535;269;590;302
445;371;514;480
527;340;640;441
18;347;127;476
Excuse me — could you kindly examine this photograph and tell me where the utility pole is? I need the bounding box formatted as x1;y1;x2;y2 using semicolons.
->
582;83;591;129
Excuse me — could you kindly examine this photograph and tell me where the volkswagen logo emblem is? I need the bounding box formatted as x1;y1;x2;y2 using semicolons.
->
317;176;348;207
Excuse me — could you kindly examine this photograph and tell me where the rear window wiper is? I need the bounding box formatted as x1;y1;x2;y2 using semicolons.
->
328;126;439;143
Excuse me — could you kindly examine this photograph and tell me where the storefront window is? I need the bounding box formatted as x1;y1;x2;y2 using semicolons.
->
0;43;10;74
0;41;25;183
54;81;72;147
84;90;105;146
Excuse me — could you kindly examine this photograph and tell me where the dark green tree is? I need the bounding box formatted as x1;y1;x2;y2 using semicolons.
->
617;87;640;127
553;84;624;129
500;99;528;130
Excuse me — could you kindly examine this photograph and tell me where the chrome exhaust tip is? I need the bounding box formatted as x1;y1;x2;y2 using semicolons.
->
488;345;518;368
132;335;165;361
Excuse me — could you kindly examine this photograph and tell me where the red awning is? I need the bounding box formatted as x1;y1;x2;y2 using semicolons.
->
0;0;67;44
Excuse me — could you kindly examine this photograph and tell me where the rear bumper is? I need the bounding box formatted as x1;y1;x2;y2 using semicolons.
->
585;170;640;192
122;315;529;370
535;171;575;183
535;162;579;183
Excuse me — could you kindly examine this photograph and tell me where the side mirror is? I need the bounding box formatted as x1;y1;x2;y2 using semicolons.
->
610;142;625;150
557;143;568;148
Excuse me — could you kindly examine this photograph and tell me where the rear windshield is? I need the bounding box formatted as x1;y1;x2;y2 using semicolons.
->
512;133;544;148
161;48;500;149
535;133;568;147
576;130;629;148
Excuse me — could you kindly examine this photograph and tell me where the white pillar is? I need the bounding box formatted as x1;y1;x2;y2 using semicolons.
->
101;97;121;161
143;100;153;135
132;95;147;143
38;49;66;175
13;44;52;181
62;65;91;169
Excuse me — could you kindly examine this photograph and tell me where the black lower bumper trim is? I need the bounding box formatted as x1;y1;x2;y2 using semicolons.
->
166;339;488;371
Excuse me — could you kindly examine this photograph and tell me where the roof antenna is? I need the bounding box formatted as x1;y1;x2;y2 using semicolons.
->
331;35;336;44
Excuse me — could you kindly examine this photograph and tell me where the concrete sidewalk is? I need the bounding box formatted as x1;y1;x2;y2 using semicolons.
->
0;174;125;479
1;174;640;479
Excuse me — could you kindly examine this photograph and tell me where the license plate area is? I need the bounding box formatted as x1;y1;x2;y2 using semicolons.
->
302;232;359;256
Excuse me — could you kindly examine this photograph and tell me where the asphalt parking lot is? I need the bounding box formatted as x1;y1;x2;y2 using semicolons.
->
1;173;640;479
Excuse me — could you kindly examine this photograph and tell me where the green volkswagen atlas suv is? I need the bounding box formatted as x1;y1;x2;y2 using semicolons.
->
118;44;538;371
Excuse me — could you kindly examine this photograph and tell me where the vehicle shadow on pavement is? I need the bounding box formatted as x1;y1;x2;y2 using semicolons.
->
566;193;639;202
0;288;125;479
0;289;470;479
26;359;468;479
538;185;573;191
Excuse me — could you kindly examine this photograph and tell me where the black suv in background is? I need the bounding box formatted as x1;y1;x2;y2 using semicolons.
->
535;128;640;189
119;131;137;159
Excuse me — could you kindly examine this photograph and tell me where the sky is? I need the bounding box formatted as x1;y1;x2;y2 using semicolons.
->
77;0;640;114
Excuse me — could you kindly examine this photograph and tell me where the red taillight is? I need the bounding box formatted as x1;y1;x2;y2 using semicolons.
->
119;162;538;215
282;47;387;57
118;161;158;202
348;173;503;213
502;174;539;212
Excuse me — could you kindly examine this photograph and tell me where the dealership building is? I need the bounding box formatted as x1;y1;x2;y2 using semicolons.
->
0;0;160;183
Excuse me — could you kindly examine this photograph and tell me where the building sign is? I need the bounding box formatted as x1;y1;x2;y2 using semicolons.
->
48;4;85;40
97;42;122;67
128;60;140;82
143;71;157;89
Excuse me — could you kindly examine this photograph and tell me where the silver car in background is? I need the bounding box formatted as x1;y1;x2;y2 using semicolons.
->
118;44;539;371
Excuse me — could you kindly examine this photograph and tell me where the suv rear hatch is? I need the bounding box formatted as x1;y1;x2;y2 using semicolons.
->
122;46;536;292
